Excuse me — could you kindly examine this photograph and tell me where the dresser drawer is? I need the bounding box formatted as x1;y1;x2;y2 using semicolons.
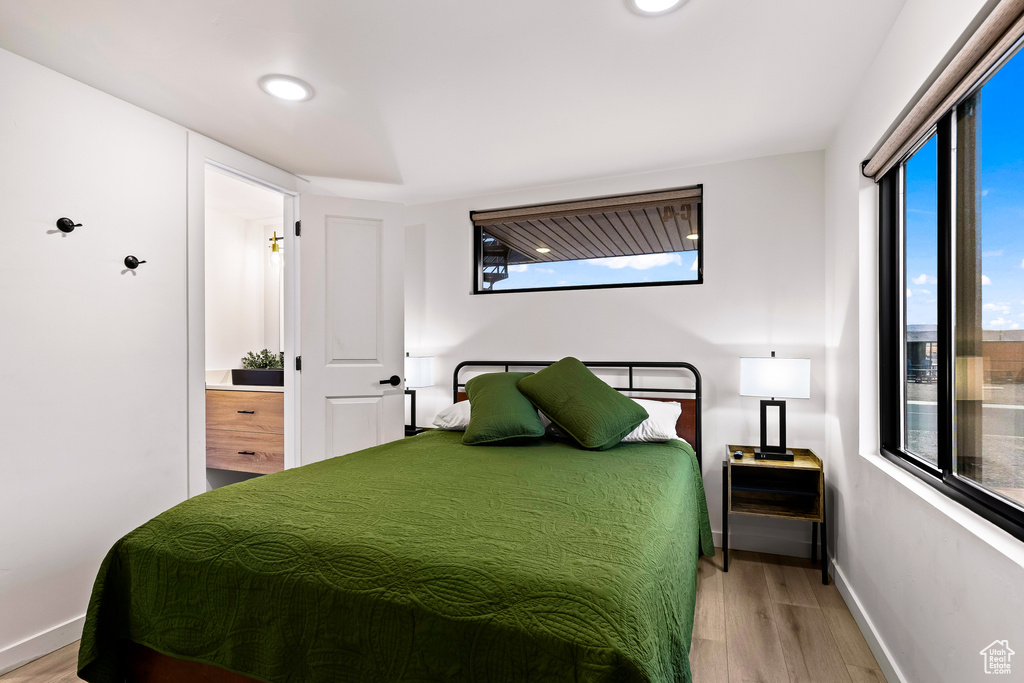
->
206;429;284;474
206;390;283;433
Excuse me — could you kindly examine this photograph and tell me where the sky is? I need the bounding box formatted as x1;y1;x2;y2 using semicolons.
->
487;249;699;290
904;44;1024;331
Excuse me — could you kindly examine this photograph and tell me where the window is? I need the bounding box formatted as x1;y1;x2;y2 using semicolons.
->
470;186;702;293
878;38;1024;540
903;134;940;466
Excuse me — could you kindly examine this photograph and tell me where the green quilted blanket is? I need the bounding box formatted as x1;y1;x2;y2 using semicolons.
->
79;430;713;682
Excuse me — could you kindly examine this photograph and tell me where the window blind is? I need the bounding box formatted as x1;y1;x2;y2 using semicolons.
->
863;0;1024;180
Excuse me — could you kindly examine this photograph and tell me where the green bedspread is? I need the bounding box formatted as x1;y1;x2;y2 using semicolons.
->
79;430;713;682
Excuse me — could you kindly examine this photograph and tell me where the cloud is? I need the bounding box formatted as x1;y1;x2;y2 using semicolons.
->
917;289;931;295
1013;323;1021;330
912;274;937;285
906;288;912;298
982;189;991;197
984;302;1011;315
690;256;698;272
509;264;554;274
990;317;1009;326
982;275;992;285
590;253;683;270
983;250;1003;257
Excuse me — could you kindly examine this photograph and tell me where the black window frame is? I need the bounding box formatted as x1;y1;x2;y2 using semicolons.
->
469;187;704;295
878;108;1024;542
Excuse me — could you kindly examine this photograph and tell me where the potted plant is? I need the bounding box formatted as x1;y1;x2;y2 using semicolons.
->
231;349;285;387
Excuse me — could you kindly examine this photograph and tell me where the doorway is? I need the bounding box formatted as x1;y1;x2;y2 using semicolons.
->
186;133;302;498
204;166;289;489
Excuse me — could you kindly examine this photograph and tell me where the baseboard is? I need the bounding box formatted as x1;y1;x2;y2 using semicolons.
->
830;559;907;683
0;614;84;676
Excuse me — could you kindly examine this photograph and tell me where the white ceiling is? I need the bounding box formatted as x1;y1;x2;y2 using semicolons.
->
0;1;905;203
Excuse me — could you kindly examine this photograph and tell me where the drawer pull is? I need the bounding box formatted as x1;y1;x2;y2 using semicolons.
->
238;451;256;456
237;410;255;414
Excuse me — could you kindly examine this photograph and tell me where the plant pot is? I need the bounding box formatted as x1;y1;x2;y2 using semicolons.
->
231;368;284;387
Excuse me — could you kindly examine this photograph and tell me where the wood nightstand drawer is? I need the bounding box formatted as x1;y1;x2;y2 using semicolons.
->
206;390;283;434
206;429;284;474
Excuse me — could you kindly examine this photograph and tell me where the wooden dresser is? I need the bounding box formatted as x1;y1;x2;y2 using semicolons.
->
206;389;284;474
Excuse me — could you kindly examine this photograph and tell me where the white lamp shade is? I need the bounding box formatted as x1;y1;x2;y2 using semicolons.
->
405;356;435;389
739;357;810;399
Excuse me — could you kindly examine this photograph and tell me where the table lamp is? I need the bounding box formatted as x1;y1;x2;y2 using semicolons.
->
739;352;810;460
405;354;434;436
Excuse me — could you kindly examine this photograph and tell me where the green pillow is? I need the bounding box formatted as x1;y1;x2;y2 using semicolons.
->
462;372;545;445
516;358;648;450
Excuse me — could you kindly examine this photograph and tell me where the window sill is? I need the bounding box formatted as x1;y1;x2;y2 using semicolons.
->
860;448;1024;568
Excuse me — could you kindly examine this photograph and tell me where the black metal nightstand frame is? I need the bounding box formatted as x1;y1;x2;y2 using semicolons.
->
722;450;828;585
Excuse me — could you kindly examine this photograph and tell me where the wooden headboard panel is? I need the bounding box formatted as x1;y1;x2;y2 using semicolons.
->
453;361;703;468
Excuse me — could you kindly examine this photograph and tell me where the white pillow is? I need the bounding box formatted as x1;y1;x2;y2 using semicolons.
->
538;411;568;439
433;401;472;430
622;398;683;443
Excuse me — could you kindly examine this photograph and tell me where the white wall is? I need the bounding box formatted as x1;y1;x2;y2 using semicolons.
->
204;209;266;371
824;0;1024;681
0;48;188;671
262;221;284;355
405;150;828;555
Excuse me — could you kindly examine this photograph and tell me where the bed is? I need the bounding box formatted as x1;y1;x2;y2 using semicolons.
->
78;360;713;682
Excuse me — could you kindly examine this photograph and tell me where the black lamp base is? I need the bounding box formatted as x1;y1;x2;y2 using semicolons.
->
759;399;790;459
405;389;428;436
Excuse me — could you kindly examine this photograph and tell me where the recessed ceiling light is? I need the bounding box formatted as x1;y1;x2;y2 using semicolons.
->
258;74;314;102
628;0;687;16
686;232;699;240
536;247;551;253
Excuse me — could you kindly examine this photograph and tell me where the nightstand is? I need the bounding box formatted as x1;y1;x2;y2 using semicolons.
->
723;444;827;584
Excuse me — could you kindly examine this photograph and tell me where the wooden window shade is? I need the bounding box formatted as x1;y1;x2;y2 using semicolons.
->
470;186;702;265
863;0;1024;179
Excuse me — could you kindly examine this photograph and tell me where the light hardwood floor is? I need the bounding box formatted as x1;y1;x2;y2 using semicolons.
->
2;549;886;682
691;548;887;683
0;642;79;683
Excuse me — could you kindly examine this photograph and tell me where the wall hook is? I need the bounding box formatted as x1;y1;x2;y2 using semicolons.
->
56;217;82;233
124;255;147;269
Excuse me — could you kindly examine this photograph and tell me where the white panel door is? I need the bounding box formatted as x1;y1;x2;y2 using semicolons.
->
299;195;404;465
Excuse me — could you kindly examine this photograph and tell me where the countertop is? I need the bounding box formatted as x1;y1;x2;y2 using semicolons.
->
205;369;284;392
206;384;284;392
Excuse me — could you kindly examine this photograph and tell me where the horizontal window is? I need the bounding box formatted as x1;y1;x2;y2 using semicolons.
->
470;186;702;293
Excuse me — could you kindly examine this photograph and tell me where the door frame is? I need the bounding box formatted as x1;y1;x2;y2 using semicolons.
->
186;133;304;498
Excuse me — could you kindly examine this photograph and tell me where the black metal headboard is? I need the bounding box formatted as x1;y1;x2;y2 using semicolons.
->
452;360;702;468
